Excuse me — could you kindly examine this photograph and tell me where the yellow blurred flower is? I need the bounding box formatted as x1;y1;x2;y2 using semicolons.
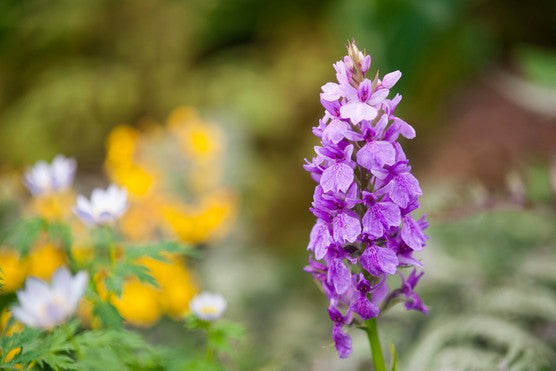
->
197;191;237;240
166;106;200;127
167;107;222;161
71;246;95;266
109;164;155;198
119;195;165;241
94;270;161;327
139;256;198;318
105;125;138;166
0;249;27;292
105;125;156;198
111;278;161;327
94;254;196;327
26;244;66;280
30;191;75;221
161;191;236;244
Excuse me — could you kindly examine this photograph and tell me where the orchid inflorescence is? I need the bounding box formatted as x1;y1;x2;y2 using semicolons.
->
304;41;428;358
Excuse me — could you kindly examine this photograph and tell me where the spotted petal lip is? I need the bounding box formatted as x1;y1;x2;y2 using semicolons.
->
12;267;88;330
74;184;128;226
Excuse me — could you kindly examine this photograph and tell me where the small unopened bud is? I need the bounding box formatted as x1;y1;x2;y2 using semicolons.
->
347;41;365;66
343;56;355;73
361;55;371;74
345;40;369;87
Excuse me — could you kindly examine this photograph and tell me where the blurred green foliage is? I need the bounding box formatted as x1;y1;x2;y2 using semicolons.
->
400;208;556;370
0;0;496;167
1;0;552;254
516;46;556;87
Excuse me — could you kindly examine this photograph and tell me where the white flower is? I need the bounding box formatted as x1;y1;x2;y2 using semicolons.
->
23;155;77;196
190;291;227;321
74;184;128;226
12;267;88;330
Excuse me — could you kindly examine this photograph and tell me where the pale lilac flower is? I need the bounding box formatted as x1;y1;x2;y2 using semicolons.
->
190;292;227;321
74;184;128;226
304;41;428;358
12;268;88;330
339;79;380;124
24;155;77;196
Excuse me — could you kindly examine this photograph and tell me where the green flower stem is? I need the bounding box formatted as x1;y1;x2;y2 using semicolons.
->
365;318;387;371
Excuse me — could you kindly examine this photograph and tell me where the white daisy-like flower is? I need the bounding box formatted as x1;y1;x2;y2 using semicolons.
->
12;267;88;330
74;184;128;226
23;155;77;196
190;291;227;321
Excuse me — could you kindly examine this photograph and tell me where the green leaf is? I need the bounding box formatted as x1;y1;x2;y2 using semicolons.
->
390;343;398;371
90;226;119;251
105;261;158;298
124;241;198;261
73;328;163;370
3;217;45;255
207;320;246;356
92;299;123;329
516;45;556;88
184;314;211;331
122;263;158;287
46;221;73;250
1;322;81;370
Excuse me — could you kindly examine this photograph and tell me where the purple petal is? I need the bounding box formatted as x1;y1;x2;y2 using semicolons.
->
332;211;361;244
406;269;425;289
308;220;333;260
360;245;399;276
368;88;390;106
405;292;428;313
401;216;427;251
340;102;378;124
328;305;345;323
394;117;416;139
362;201;401;238
372;279;389;304
329;259;351;295
332;324;352;358
323;120;349;144
321;82;343;101
381;70;402;88
388;173;422;208
374;114;389;137
356;141;396;171
320;162;354;194
378;202;402;227
361;55;371;74
351;296;379;319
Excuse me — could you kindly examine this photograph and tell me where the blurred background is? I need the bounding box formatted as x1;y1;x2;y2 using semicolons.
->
0;0;555;369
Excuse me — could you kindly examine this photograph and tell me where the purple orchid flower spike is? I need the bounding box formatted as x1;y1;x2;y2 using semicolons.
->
303;41;428;360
